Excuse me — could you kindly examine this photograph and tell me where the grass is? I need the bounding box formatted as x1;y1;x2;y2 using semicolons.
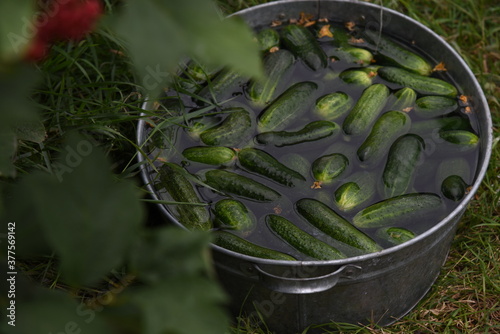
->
14;0;500;333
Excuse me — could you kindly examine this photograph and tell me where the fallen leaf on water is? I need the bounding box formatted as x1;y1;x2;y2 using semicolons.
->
318;24;333;38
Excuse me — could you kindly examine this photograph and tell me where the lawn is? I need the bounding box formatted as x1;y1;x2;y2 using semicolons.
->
1;0;498;333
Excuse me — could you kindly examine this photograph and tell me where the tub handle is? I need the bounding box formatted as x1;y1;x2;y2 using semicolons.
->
253;264;362;294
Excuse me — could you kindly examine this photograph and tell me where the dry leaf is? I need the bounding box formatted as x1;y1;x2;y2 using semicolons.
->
311;181;322;189
345;21;356;31
433;61;447;72
318;24;333;38
269;46;280;53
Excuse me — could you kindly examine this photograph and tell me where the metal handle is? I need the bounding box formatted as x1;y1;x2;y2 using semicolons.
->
254;264;362;294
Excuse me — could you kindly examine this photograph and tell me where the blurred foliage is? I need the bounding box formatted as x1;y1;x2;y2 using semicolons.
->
0;0;262;333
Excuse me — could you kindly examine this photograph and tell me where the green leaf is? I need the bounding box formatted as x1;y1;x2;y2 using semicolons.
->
130;227;212;284
111;0;262;97
0;1;36;62
18;133;144;286
126;278;229;334
0;288;112;334
16;120;46;143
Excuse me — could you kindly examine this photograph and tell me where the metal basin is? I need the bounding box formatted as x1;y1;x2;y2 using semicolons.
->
137;1;493;332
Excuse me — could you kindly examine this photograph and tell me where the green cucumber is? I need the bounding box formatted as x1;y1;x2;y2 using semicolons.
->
256;28;280;52
204;169;280;202
352;193;443;229
314;92;353;121
439;130;479;151
329;45;373;65
357;110;411;165
378;66;458;97
213;199;255;232
376;227;415;245
382;134;425;198
339;68;374;87
257;81;319;132
296;198;382;253
185;60;222;83
441;175;468;201
248;49;295;106
238;148;306;187
415;95;458;118
158;163;211;231
266;214;345;260
281;24;328;71
329;25;352;46
200;108;253;146
213;231;295;261
342;83;390;136
255;120;340;147
196;69;247;104
333;172;377;212
388;87;417;112
182;146;236;165
411;115;472;134
363;29;432;76
312;153;349;186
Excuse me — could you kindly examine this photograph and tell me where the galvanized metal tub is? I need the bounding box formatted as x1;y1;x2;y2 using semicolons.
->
137;0;493;332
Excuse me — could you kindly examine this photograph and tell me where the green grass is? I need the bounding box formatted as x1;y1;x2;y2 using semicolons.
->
15;0;500;333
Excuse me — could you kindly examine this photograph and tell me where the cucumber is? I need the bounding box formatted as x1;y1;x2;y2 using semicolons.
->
376;227;415;245
382;134;425;198
311;153;349;186
439;130;479;151
237;148;306;187
196;69;247;104
357;110;411;165
213;231;295;261
342;83;390;136
200;108;253;146
328;25;352;46
388;87;417;112
256;28;280;52
363;29;432;76
257;81;319;132
204;169;280;202
185;60;222;83
339;68;374;87
378;66;458;97
296;198;382;253
280;24;328;71
255;121;340;147
333;172;377;212
266;214;345;260
415;95;458;118
352;193;443;229
441;175;468;201
182;146;236;165
248;49;295;106
186;115;222;140
314;92;353;121
158;163;211;231
213;199;255;232
329;45;373;65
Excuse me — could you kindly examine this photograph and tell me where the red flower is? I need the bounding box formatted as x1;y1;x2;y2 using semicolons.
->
26;0;104;62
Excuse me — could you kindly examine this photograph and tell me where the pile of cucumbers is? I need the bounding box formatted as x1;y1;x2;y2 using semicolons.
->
149;18;480;261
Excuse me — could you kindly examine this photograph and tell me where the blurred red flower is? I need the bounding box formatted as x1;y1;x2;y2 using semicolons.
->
26;0;104;61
